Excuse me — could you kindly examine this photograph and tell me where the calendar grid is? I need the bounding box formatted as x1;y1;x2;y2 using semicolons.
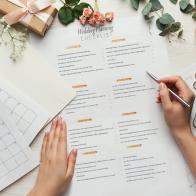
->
0;120;28;179
0;88;37;136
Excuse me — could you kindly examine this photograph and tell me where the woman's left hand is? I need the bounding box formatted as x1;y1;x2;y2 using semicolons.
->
28;117;77;196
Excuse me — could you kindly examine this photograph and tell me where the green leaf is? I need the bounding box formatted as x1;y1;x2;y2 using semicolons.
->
65;0;80;6
178;30;183;38
159;26;171;36
73;3;93;19
170;22;181;32
179;0;190;10
142;2;152;16
131;0;140;10
169;0;178;4
159;22;181;36
144;15;154;21
180;3;193;13
150;0;163;11
159;13;175;25
156;18;168;31
58;6;75;25
192;12;196;19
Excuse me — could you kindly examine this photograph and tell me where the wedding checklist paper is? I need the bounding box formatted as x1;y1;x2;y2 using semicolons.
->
31;17;195;196
0;105;38;191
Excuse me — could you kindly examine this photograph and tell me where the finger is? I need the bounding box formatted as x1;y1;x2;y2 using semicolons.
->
58;120;67;158
66;149;77;181
159;76;181;84
40;132;48;162
156;96;161;103
44;132;50;160
159;76;188;94
47;118;58;150
51;117;62;157
159;83;172;111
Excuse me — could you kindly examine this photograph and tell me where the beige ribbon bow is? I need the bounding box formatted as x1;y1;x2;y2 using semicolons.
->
4;0;53;25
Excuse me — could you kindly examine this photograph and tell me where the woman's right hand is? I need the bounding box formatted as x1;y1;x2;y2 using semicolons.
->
157;76;195;140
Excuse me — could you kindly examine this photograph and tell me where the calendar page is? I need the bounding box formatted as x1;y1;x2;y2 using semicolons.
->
0;105;39;191
0;77;50;144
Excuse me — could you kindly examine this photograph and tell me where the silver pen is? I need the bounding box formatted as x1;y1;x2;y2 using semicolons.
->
146;71;191;108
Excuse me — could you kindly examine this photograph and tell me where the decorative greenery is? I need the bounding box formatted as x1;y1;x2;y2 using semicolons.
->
133;0;182;39
58;0;93;25
169;0;196;19
0;16;28;61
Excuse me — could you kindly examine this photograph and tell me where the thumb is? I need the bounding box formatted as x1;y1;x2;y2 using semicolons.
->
159;83;172;111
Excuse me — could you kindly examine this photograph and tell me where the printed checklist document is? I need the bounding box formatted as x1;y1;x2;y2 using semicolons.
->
31;17;196;196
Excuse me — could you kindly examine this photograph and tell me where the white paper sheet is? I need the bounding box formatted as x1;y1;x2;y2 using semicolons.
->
30;17;195;195
0;105;39;191
0;77;49;144
0;44;76;119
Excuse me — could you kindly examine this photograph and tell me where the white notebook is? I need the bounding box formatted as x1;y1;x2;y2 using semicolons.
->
0;105;39;191
0;78;49;145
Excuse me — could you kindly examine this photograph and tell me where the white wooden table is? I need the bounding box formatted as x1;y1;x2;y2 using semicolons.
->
1;0;196;195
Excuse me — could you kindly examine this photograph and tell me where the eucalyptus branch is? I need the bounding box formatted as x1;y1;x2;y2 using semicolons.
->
139;0;184;40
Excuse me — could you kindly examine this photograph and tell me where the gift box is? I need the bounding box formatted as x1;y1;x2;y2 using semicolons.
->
0;0;57;36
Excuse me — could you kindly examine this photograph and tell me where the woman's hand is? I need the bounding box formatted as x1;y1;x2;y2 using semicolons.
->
157;76;195;140
157;76;196;177
28;117;77;196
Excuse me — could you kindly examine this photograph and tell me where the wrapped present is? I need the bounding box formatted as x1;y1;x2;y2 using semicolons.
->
0;0;57;36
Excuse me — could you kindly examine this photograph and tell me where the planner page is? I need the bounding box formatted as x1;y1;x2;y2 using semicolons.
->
31;17;195;196
0;105;39;191
0;77;49;144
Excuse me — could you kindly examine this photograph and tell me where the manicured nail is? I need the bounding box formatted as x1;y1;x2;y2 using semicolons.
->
73;149;78;156
159;83;165;90
44;132;49;138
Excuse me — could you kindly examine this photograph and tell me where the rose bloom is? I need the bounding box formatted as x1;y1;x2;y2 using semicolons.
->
79;15;87;25
83;8;93;18
88;16;96;27
93;11;106;26
105;12;114;22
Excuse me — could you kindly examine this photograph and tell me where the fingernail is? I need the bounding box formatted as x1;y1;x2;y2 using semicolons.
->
45;132;49;138
73;149;78;156
159;83;165;90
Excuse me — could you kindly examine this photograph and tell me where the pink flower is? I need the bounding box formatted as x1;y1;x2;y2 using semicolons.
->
92;11;105;26
88;16;96;27
79;15;87;25
105;12;114;22
83;8;93;18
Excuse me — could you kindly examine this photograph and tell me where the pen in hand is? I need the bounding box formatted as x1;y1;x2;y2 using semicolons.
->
146;71;191;108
